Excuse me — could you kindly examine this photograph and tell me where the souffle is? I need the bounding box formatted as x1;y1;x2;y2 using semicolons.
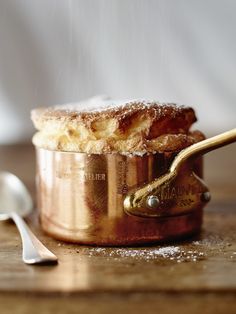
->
31;99;205;154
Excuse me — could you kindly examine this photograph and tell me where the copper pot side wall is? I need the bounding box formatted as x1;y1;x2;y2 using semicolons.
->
36;148;204;245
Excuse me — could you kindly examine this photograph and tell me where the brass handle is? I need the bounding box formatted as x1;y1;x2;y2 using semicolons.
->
170;128;236;173
124;128;236;218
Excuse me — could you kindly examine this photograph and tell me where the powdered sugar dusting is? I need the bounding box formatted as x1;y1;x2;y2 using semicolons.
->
86;246;180;259
83;246;206;263
111;246;181;258
50;95;183;114
53;96;134;112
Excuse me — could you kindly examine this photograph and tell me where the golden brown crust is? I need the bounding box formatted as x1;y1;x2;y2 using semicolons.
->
31;100;204;154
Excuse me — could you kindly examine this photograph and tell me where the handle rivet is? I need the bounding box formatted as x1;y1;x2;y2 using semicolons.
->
147;195;160;209
201;191;211;202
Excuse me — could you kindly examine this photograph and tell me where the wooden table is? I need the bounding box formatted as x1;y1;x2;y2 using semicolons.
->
0;144;235;314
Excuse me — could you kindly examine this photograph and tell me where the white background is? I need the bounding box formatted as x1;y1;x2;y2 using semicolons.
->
0;0;235;143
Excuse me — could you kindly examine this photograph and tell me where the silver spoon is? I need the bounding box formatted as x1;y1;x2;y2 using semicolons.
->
0;171;58;265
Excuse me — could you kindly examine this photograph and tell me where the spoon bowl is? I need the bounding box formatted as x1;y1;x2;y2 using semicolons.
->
0;172;32;220
0;171;57;265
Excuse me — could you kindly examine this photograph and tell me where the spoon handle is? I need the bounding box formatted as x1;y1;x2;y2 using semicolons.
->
11;212;58;265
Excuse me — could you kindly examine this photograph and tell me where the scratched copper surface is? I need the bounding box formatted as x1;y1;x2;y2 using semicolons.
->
36;148;205;245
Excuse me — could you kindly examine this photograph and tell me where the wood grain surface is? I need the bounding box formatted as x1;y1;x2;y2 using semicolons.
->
0;143;235;314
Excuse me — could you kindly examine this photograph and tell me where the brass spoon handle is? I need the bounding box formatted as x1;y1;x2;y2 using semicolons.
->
170;128;236;173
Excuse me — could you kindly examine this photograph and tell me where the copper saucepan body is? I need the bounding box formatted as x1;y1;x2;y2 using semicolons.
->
36;148;207;245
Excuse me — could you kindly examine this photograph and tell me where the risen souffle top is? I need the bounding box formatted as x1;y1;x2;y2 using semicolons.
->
31;99;204;155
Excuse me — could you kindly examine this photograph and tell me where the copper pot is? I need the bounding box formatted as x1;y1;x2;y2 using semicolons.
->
35;148;208;245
